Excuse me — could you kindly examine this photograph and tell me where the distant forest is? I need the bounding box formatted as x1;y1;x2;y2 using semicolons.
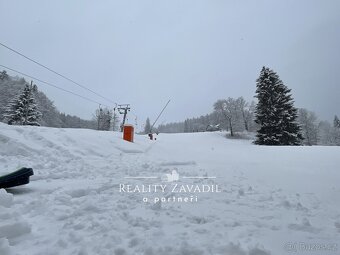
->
0;70;96;129
157;105;340;146
1;69;340;146
155;66;340;146
157;99;256;134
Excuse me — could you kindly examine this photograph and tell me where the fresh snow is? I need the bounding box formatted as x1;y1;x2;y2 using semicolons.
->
0;122;340;255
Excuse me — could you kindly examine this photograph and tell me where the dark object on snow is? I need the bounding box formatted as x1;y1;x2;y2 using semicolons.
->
0;167;34;189
148;133;153;140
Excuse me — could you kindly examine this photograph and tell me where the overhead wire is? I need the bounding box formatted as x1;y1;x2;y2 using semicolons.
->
0;64;110;108
0;41;117;105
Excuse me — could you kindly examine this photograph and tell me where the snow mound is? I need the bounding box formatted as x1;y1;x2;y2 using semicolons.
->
0;189;31;242
0;189;30;255
0;123;340;254
0;189;13;208
0;221;31;239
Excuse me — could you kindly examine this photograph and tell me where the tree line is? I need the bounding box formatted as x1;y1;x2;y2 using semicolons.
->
2;69;339;146
157;67;340;146
0;71;119;130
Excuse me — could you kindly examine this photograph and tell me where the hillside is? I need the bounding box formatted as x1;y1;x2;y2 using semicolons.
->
0;71;96;129
1;123;340;254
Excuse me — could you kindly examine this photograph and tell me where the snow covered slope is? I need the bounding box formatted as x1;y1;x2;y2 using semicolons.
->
0;122;340;255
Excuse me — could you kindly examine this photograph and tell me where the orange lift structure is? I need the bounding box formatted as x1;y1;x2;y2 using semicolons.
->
123;124;134;142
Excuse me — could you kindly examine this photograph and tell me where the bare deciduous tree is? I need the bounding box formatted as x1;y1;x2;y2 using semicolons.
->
214;98;242;136
298;108;318;145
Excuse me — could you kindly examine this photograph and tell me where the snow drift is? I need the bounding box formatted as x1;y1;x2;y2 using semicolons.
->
0;122;340;255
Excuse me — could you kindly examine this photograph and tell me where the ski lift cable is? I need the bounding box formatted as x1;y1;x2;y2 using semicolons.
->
0;41;118;105
150;99;171;132
0;64;111;107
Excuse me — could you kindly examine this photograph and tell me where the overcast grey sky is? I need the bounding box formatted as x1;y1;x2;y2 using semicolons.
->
1;0;339;130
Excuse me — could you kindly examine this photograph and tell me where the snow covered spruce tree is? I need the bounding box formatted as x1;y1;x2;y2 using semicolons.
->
0;70;9;80
4;84;42;126
254;67;302;145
